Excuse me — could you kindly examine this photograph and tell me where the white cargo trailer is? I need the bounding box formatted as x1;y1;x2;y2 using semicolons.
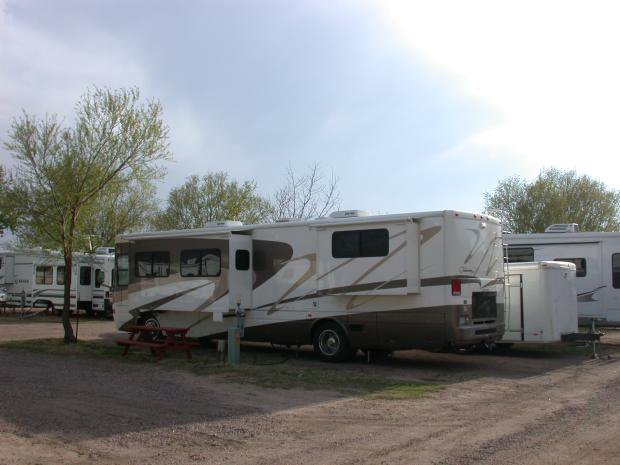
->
502;261;578;343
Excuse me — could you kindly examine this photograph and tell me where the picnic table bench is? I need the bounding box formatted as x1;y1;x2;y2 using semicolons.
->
116;325;194;362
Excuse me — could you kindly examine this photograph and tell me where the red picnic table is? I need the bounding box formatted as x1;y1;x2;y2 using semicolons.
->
116;325;194;362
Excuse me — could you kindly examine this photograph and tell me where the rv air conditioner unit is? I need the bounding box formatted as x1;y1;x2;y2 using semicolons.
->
544;223;579;233
329;210;370;219
205;221;243;228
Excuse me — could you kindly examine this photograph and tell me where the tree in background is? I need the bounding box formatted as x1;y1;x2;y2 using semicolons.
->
484;168;620;233
271;163;340;220
0;166;18;235
152;172;272;230
3;87;171;342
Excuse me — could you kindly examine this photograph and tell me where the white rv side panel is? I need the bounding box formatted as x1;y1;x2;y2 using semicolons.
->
316;222;412;295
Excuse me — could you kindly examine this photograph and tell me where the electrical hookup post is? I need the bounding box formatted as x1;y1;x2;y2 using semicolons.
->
227;297;245;365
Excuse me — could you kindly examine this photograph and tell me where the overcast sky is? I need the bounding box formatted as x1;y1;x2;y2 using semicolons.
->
1;0;619;216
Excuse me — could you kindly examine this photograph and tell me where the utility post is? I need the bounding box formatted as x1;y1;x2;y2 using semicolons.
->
227;297;245;365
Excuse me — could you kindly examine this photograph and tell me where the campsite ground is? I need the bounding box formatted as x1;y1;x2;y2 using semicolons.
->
1;314;620;465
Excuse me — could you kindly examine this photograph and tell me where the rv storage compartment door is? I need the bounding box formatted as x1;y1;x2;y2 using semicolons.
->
229;233;253;311
317;220;419;296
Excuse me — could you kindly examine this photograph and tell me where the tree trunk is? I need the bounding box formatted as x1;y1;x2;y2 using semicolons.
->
62;253;76;343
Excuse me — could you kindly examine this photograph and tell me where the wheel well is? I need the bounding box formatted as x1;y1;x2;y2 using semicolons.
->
310;318;348;341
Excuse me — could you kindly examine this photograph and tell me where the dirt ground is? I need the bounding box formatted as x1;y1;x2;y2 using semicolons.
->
1;317;620;465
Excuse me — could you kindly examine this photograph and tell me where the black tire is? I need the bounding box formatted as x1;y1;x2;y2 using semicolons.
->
312;322;352;362
137;312;161;342
46;302;54;315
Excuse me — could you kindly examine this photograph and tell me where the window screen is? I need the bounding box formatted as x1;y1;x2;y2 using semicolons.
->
235;250;250;270
35;266;53;285
95;269;105;288
135;252;170;278
555;258;586;277
332;229;389;258
506;247;534;263
80;266;92;286
56;266;65;285
116;255;129;286
180;249;221;277
613;254;620;289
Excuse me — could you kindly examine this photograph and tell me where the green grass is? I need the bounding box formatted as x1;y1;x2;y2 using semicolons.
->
0;338;442;399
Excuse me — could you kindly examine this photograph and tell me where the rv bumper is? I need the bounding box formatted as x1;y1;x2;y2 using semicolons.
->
450;323;505;346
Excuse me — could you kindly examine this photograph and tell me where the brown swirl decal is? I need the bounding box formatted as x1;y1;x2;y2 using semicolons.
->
267;254;316;314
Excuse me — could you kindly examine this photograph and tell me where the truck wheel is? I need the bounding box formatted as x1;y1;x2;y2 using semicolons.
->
312;322;352;362
46;302;54;315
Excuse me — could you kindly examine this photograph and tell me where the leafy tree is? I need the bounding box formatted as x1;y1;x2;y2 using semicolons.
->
82;175;159;249
152;172;272;230
271;163;340;220
3;87;171;342
484;168;620;233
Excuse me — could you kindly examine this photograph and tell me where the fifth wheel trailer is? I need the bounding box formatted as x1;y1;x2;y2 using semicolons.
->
113;210;506;361
502;261;578;343
505;227;620;325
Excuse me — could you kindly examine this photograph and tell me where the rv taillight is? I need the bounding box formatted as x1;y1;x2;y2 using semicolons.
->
451;279;461;296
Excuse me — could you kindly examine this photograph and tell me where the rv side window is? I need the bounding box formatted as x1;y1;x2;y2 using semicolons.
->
95;269;105;288
57;266;65;285
80;266;92;286
332;229;389;258
554;258;586;277
135;252;170;278
116;255;129;286
505;247;534;263
613;254;620;288
35;266;53;285
180;249;221;277
235;250;250;270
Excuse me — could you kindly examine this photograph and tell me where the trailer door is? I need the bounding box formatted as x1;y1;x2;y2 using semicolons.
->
78;263;93;313
229;233;253;312
503;272;524;341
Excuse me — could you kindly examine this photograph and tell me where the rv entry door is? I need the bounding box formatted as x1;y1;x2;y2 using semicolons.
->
229;233;253;312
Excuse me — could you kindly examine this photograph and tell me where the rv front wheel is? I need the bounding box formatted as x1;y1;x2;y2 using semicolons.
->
313;322;351;362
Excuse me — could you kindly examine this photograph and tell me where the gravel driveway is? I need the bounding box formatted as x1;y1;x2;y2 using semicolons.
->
1;320;619;465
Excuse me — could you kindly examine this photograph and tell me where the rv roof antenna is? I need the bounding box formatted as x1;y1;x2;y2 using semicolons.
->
544;223;579;233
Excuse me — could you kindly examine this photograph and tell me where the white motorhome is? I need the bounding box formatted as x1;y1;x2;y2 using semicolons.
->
0;248;115;316
505;225;620;325
502;261;578;343
113;210;505;361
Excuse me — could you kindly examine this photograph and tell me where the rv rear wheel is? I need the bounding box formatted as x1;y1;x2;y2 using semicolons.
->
137;313;162;342
46;302;54;314
312;322;351;362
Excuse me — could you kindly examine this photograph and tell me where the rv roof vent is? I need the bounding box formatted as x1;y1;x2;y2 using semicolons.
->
95;247;115;254
205;220;243;228
329;210;370;219
544;223;579;233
